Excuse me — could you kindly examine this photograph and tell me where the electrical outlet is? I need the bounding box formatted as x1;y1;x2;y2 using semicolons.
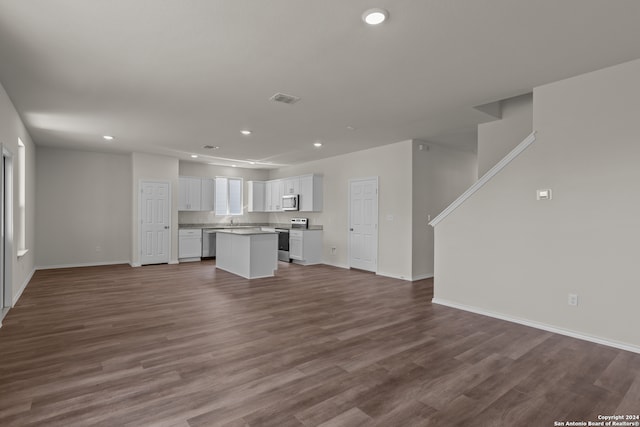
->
568;293;578;306
331;247;336;255
95;246;101;252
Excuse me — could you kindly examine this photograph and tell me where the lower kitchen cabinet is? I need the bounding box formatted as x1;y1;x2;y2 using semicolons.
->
290;229;322;265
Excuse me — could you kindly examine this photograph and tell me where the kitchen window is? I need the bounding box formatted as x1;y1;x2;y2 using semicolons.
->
215;177;243;216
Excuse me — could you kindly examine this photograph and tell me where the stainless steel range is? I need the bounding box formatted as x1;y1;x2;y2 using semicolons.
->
275;218;308;262
290;218;308;229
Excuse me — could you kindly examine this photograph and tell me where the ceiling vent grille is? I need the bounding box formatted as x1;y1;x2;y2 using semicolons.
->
269;92;301;105
202;145;220;150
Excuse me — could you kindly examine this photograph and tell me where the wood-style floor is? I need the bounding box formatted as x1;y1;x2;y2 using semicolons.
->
0;262;638;426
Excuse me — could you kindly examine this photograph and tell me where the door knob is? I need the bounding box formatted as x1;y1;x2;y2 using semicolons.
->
164;226;170;229
350;228;354;231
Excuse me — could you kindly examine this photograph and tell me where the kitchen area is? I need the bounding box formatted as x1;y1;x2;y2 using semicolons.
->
177;165;324;279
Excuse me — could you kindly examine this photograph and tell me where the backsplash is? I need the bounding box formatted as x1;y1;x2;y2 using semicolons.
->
178;211;269;225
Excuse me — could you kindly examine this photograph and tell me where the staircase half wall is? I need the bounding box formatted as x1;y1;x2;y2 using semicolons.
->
431;58;640;353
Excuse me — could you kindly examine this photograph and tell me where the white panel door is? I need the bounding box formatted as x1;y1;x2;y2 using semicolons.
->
140;181;171;265
349;178;378;272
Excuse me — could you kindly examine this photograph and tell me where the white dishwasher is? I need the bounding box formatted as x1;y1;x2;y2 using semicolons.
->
178;229;202;261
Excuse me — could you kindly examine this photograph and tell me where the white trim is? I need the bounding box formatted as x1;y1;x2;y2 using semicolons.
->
17;249;29;258
130;262;141;268
322;262;350;270
2;145;14;312
13;268;35;306
432;298;640;355
36;261;131;270
376;271;411;281
376;271;433;282
168;260;179;265
429;131;537;227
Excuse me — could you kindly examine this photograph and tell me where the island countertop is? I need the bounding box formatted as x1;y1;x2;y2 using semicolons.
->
216;229;276;236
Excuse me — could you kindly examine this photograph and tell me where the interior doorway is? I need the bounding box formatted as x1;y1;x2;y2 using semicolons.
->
348;177;378;272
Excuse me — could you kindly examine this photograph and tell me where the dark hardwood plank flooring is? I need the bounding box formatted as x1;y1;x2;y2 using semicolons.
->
0;261;638;426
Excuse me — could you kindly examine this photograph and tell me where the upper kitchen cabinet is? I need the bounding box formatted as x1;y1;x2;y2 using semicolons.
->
248;181;265;212
246;175;323;212
178;176;202;211
270;179;284;212
299;174;323;212
284;177;300;195
201;178;215;211
178;176;215;211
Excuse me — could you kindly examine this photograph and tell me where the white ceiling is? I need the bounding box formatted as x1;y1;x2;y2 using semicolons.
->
1;1;640;169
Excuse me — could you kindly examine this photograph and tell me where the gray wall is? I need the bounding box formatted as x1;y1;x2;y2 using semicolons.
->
131;152;179;266
433;58;640;349
412;141;476;279
270;140;414;279
36;147;131;268
477;93;533;178
0;81;36;305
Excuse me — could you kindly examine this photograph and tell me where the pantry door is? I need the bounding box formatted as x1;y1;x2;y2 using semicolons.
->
348;177;378;272
140;181;171;265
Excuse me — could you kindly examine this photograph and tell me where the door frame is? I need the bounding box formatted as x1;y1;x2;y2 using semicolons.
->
1;145;14;316
138;179;172;266
347;176;379;272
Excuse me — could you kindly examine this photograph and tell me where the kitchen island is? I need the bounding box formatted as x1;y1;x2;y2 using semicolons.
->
215;229;278;279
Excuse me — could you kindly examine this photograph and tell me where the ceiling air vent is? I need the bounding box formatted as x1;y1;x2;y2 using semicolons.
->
269;92;301;105
202;145;219;150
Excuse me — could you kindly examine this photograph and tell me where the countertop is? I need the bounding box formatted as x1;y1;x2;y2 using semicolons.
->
179;223;323;230
216;229;277;236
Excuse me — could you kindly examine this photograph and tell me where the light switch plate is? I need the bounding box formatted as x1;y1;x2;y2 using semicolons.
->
537;189;552;200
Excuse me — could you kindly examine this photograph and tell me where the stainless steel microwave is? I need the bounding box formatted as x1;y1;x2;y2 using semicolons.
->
282;194;299;211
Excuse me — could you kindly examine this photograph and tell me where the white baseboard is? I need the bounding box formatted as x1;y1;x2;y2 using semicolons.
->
13;268;35;307
411;273;434;281
432;298;640;355
130;262;141;267
36;260;132;270
376;271;412;281
322;262;350;270
169;260;179;265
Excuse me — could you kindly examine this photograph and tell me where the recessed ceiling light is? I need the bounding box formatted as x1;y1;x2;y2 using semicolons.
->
191;154;199;158
103;135;114;141
313;142;323;148
248;161;256;165
346;125;356;131
231;164;237;168
240;130;252;136
362;8;388;25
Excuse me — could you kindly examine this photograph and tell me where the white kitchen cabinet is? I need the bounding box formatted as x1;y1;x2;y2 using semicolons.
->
289;229;303;260
290;229;322;265
299;174;323;212
178;176;202;211
178;229;202;260
270;179;284;212
201;178;215;211
284;176;300;195
265;180;273;211
248;181;265;212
